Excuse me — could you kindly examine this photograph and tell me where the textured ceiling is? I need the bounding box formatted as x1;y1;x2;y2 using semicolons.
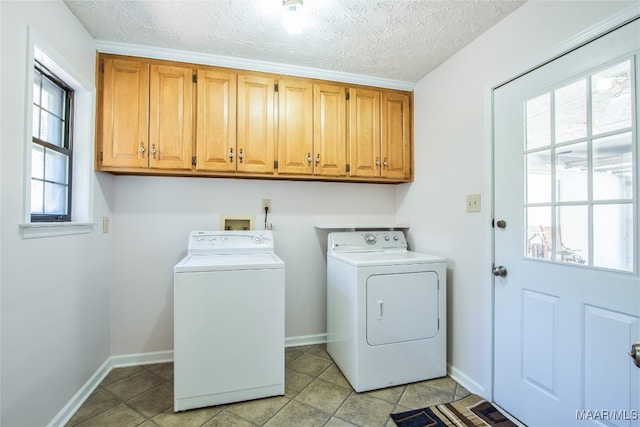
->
64;0;525;84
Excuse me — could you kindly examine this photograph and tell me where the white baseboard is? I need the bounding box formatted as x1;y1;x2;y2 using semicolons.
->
285;333;327;347
447;364;486;398
46;358;112;427
109;350;174;368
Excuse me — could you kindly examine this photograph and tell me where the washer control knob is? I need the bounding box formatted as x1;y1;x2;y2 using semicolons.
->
384;234;390;241
252;235;264;244
364;233;377;245
393;235;399;241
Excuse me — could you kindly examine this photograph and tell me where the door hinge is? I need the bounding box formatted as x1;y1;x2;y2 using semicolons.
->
346;164;350;172
192;73;197;83
346;91;350;101
274;160;279;169
192;156;197;166
274;83;279;93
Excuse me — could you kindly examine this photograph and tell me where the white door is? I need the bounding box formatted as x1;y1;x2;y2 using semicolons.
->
494;20;640;426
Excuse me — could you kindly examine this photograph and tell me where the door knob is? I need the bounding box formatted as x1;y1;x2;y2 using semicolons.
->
630;343;640;368
496;220;507;229
492;265;507;277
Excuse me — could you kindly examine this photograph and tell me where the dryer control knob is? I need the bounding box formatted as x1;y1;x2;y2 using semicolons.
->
384;234;390;241
393;235;399;241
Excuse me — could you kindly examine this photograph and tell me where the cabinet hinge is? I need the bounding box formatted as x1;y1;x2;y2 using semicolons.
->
192;73;197;83
99;151;103;161
345;91;350;101
346;164;350;172
192;156;197;166
274;160;279;169
274;83;279;93
101;63;105;73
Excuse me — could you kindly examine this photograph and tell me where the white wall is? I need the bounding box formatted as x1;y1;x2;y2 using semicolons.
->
0;2;112;426
109;175;396;354
397;0;637;396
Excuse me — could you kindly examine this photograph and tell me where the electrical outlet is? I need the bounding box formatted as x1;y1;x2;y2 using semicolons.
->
466;194;481;213
262;199;271;211
102;216;109;233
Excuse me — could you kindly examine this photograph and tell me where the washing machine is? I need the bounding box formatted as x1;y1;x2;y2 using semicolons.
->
173;230;285;412
326;231;446;392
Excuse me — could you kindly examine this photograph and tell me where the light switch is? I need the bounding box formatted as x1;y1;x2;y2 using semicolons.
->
466;194;481;213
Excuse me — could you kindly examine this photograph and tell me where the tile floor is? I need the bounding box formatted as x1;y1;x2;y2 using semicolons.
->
66;344;470;427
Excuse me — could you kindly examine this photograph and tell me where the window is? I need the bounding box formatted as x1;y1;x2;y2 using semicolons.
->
524;59;635;272
31;61;74;222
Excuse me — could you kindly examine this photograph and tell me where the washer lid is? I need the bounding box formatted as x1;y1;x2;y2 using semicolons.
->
174;253;284;272
328;250;445;267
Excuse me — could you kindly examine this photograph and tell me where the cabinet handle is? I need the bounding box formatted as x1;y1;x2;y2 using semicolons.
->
315;153;320;165
229;148;234;161
239;149;244;163
383;158;388;167
150;144;157;160
376;157;381;166
139;142;145;156
307;153;312;164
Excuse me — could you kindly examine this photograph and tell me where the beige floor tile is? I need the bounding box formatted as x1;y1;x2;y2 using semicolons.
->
285;347;304;365
325;417;357;426
126;381;173;417
295;378;352;413
285;367;315;398
454;383;471;399
287;352;333;377
99;366;144;387
397;381;454;409
264;399;331;427
335;393;395;427
418;376;457;395
307;344;331;359
318;364;352;389
65;389;120;426
364;384;406;404
147;362;174;381
105;369;165;401
202;411;257;426
73;403;145;427
152;406;223;427
226;395;289;425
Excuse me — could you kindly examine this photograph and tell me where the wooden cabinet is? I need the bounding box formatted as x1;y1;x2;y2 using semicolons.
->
195;69;236;172
349;88;381;178
97;53;412;183
237;74;276;174
98;56;193;170
277;78;314;175
381;91;411;179
348;88;411;180
100;57;149;168
313;84;347;177
148;64;194;170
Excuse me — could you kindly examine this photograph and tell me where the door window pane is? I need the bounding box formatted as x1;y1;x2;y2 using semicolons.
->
527;207;551;260
527;150;551;203
526;93;551;149
592;60;632;135
593;132;632;200
593;204;633;271
556;206;588;264
556;142;587;202
555;79;587;143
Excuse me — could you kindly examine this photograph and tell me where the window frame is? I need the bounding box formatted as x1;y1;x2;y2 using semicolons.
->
31;61;75;223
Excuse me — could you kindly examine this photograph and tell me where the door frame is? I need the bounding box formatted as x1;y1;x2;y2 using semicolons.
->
486;4;640;406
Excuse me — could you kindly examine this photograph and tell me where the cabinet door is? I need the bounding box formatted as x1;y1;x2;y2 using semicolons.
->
149;64;194;170
381;92;411;179
196;70;236;172
348;89;380;178
277;79;313;175
237;74;275;174
100;58;149;168
313;84;347;176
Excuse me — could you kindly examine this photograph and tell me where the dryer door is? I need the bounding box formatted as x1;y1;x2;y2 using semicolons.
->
366;271;439;346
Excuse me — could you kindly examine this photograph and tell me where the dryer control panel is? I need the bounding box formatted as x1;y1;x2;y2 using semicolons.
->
328;231;407;252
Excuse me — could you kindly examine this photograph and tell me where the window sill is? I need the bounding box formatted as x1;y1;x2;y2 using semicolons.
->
19;222;97;239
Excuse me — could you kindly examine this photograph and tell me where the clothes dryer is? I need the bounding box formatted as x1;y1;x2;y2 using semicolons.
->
326;231;446;392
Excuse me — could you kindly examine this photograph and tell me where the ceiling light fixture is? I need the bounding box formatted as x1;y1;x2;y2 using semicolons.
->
283;0;304;35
